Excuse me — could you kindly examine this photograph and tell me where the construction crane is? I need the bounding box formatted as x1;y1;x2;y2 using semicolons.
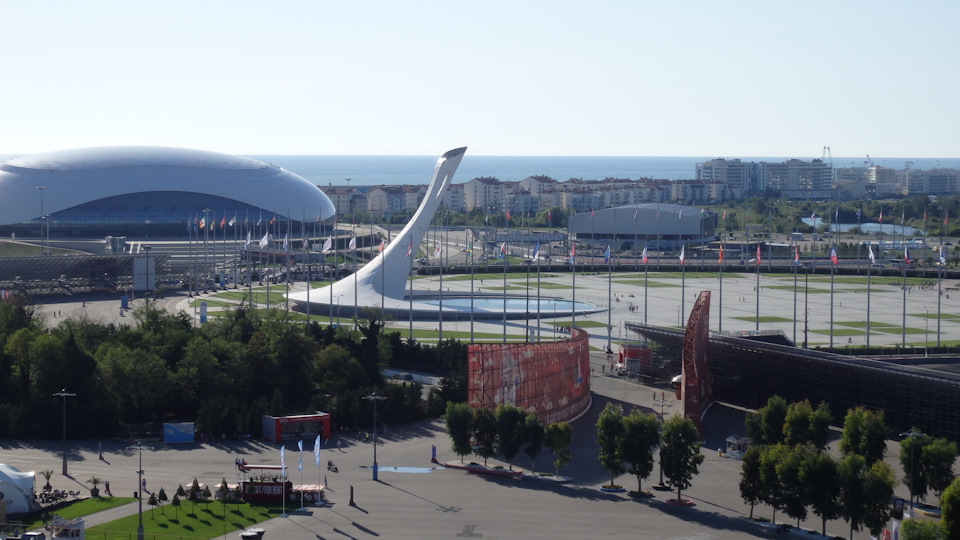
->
821;146;833;167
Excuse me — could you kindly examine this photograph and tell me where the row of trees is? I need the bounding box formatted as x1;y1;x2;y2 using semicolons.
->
595;403;704;500
739;396;958;539
0;296;468;438
443;402;572;476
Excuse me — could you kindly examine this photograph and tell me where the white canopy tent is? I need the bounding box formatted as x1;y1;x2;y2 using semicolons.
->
0;464;37;514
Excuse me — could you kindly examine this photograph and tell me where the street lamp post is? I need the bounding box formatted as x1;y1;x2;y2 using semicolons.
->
362;393;387;480
127;440;148;540
53;389;75;475
900;429;925;514
925;307;929;357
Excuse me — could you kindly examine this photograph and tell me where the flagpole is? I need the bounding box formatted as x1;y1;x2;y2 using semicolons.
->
867;254;872;349
643;245;648;346
329;227;334;325
606;244;612;352
408;240;413;342
681;244;686;330
902;245;908;348
857;205;862;274
502;242;508;343
334;217;339;326
571;242;576;331
938;245;943;347
830;245;835;348
793;242;798;344
656;203;661;271
718;242;723;334
298;441;305;511
280;446;287;518
755;244;760;332
470;233;475;343
438;242;443;342
536;248;541;342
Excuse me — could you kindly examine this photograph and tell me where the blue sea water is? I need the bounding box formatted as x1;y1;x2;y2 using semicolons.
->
3;152;957;187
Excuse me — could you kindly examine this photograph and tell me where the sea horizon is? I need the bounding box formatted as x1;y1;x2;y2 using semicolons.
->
3;153;959;188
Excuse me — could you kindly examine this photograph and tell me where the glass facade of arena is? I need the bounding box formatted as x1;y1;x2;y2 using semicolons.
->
2;191;298;237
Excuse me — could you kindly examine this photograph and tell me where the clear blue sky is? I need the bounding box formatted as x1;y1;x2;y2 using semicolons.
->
2;1;957;158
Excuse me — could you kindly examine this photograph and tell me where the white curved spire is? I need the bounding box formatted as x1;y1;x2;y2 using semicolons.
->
288;147;466;307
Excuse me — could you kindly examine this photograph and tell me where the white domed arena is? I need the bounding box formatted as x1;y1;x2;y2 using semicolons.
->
0;146;336;237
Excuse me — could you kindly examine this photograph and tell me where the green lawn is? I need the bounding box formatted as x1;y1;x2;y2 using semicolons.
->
88;500;282;540
20;496;135;532
732;316;794;323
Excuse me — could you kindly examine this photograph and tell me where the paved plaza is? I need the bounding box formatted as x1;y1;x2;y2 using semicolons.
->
14;263;952;539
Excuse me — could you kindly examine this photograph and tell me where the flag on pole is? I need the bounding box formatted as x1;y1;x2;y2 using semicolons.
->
407;239;412;258
830;246;838;265
835;208;839;222
940;245;947;266
229;215;236;227
220;216;226;229
856;206;861;223
794;245;800;265
199;217;206;229
298;440;303;472
756;244;761;265
499;242;506;259
245;230;251;249
901;208;905;225
314;435;321;466
869;245;876;264
349;236;357;250
259;232;269;249
810;212;816;220
603;245;611;264
280;445;286;471
679;245;685;265
904;245;911;264
945;211;949;226
718;245;724;262
879;207;883;224
505;211;510;222
548;210;552;222
590;209;594;218
532;241;540;261
923;209;927;222
569;244;576;264
678;208;682;219
634;208;639;220
186;218;190;232
722;210;726;220
270;215;276;225
378;240;385;253
433;243;441;259
210;219;214;231
321;237;332;254
466;238;473;253
282;232;289;251
641;246;648;265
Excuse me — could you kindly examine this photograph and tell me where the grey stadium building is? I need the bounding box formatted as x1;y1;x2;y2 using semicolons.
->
0;146;336;237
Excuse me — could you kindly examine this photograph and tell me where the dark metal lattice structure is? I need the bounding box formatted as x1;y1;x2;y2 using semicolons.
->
627;321;960;442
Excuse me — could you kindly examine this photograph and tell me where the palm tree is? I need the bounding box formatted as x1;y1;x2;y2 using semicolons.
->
87;476;103;497
39;470;54;491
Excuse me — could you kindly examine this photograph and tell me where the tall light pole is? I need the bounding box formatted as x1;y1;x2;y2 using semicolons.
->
128;440;147;540
53;389;75;475
362;393;386;480
900;429;925;513
925;307;929;357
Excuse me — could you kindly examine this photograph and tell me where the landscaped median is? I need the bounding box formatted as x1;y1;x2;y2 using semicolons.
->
86;499;283;540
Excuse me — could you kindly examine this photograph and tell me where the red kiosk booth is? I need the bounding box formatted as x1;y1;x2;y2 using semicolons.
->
261;412;331;443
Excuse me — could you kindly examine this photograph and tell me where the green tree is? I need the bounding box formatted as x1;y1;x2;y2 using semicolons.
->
494;404;526;470
941;476;960;540
759;444;790;523
838;453;868;540
862;460;897;538
171;493;181;520
147;492;158;517
659;415;704;502
202;485;212;508
801;450;841;537
783;399;814;447
900;519;943;540
596;403;626;487
621;409;660;493
444;402;473;463
839;407;888;465
776;444;813;528
739;445;764;519
808;401;833;451
157;487;167;515
471;406;497;467
746;395;787;446
543;421;573;477
924;438;958;500
521;412;544;473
